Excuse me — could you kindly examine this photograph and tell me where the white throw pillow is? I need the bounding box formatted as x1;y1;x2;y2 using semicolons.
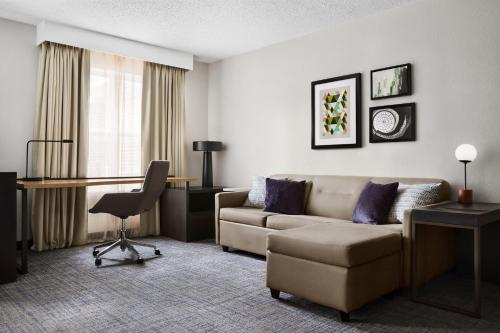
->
388;183;442;223
243;176;286;208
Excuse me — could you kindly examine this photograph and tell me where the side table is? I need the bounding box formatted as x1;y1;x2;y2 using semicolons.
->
160;186;223;242
411;202;500;318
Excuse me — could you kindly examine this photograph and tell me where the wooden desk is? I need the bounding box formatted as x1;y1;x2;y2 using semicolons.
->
16;176;196;274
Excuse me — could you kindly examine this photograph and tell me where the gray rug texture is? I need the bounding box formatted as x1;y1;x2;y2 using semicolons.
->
1;237;500;332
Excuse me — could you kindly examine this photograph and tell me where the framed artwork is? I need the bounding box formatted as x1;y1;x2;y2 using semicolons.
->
311;73;361;149
371;63;411;100
369;103;415;143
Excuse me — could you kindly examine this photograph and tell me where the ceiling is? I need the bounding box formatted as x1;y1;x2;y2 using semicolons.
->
0;0;416;62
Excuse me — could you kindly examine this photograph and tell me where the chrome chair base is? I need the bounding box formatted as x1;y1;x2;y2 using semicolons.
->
93;219;160;266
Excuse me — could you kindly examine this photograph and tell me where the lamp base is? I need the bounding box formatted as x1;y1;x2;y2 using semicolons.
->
202;151;213;188
458;189;473;204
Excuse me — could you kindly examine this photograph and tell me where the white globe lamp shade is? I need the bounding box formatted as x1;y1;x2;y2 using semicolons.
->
455;144;477;162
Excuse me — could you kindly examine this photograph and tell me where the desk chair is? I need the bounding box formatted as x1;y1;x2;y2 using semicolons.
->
89;160;170;266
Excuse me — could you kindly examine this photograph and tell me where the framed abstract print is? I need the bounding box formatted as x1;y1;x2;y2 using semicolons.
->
311;73;361;149
371;63;411;100
369;103;416;143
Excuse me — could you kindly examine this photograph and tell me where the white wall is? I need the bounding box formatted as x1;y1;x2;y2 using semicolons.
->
0;18;37;176
185;61;209;186
207;0;500;202
0;18;37;239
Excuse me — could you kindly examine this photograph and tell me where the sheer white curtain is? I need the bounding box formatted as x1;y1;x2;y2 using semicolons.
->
87;51;143;242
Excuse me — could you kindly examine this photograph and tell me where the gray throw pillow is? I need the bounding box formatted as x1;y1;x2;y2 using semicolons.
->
243;176;286;208
388;183;441;223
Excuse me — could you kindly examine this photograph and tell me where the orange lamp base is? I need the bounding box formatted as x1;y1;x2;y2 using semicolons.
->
458;189;473;204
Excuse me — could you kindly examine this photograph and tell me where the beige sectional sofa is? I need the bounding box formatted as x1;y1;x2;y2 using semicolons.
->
215;174;455;319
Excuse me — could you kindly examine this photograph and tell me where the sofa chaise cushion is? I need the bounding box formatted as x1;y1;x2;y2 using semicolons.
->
266;214;350;230
219;207;276;227
267;223;401;268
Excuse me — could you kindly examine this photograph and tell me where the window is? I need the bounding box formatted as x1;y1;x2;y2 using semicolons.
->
87;51;143;241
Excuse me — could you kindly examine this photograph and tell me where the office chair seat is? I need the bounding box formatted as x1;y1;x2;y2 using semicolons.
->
89;160;170;266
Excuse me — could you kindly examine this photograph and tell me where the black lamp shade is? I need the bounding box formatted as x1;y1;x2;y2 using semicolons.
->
193;141;223;152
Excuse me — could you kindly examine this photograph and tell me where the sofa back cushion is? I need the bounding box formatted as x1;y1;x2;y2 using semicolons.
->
272;174;450;221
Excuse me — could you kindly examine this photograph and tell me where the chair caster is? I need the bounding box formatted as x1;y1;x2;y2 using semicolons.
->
155;249;161;255
136;257;144;264
95;258;102;266
93;250;99;257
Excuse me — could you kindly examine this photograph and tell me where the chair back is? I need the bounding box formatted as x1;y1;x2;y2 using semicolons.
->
139;160;170;212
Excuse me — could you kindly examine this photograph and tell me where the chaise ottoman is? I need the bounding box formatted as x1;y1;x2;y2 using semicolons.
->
266;223;402;322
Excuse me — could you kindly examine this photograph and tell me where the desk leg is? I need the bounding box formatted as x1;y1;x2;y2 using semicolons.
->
411;220;417;299
474;227;481;318
20;189;28;274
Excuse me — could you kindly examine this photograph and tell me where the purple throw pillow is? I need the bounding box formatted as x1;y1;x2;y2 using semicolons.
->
352;181;399;225
263;178;306;215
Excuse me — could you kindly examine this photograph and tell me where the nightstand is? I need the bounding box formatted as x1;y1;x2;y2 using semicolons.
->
160;186;223;242
411;202;500;318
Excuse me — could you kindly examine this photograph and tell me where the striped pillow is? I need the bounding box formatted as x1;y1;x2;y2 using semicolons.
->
388;183;441;223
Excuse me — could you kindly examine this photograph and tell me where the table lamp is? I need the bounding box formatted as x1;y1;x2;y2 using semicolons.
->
24;139;73;180
193;141;223;188
455;144;477;204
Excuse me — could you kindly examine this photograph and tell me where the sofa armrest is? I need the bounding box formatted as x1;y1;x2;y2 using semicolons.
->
214;191;250;244
401;201;454;288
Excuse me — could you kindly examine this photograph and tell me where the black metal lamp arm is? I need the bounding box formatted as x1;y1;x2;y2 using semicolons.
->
25;139;73;179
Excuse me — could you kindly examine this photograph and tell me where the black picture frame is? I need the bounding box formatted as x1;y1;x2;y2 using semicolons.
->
311;73;361;149
370;63;412;100
369;102;416;143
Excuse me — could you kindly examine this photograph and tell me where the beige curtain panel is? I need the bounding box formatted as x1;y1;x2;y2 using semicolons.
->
140;62;186;236
32;42;90;251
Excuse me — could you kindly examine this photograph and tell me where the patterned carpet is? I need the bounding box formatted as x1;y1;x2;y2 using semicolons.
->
1;237;500;332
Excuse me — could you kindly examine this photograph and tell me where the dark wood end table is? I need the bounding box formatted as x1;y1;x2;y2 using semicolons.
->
160;186;223;242
411;202;500;318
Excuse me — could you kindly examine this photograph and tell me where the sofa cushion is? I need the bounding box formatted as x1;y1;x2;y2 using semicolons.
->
219;207;276;227
388;183;442;223
352;181;399;225
266;215;350;230
305;175;371;221
267;223;401;268
264;178;306;215
243;176;287;208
